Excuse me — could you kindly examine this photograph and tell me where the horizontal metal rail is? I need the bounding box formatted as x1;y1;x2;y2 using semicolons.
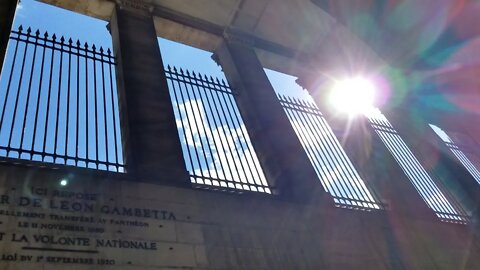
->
0;26;124;172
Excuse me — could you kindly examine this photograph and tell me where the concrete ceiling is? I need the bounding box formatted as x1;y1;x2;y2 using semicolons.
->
37;0;480;135
37;0;384;78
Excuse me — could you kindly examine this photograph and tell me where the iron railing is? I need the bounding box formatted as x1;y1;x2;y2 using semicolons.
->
430;124;480;185
367;109;468;223
165;66;271;193
278;95;382;210
0;26;124;172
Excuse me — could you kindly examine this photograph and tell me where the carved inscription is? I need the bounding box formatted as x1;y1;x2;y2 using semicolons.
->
0;185;179;266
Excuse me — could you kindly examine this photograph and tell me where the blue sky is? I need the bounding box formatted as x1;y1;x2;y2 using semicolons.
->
4;0;469;216
13;0;309;99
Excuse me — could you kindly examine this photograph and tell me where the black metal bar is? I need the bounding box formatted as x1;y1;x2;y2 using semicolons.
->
165;66;270;192
278;95;381;208
30;31;48;155
108;48;119;169
187;71;221;182
0;26;22;136
379;130;448;213
166;66;195;177
42;33;56;159
183;70;211;180
10;31;116;64
368;113;463;219
282;96;351;205
19;29;39;154
293;97;365;205
92;45;99;167
173;67;203;178
100;47;109;168
200;74;235;183
386;131;458;216
64;38;73;163
0;26;124;172
222;79;266;188
84;42;89;166
286;95;354;204
0;145;122;167
193;73;230;183
205;75;244;188
214;77;250;187
53;36;64;161
75;40;80;165
299;98;377;207
217;78;260;187
6;27;31;157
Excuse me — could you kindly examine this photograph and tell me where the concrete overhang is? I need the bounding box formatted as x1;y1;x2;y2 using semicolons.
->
36;0;480;135
37;0;385;79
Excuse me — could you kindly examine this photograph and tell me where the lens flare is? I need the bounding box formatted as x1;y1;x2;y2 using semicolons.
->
329;77;376;115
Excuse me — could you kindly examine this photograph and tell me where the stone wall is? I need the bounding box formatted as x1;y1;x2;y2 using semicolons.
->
0;163;478;270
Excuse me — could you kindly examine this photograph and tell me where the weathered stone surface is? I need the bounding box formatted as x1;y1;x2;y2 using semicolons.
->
0;163;477;269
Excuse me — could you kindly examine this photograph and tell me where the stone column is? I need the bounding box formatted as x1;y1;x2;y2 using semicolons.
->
214;34;333;204
110;4;189;185
0;0;18;74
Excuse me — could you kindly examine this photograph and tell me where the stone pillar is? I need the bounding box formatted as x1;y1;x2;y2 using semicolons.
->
110;4;189;185
214;34;333;204
0;0;18;74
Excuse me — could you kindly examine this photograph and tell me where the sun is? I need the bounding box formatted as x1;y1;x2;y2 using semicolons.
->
329;77;376;116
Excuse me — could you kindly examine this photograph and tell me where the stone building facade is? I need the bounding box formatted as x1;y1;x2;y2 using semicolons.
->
0;0;479;269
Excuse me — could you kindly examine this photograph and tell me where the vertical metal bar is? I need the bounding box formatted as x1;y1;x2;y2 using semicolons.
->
381;129;447;212
290;97;361;204
177;68;204;181
42;33;57;160
216;78;254;187
92;45;99;168
207;75;243;188
19;29;40;156
199;74;233;184
289;96;359;205
301;99;376;206
84;42;89;166
75;40;81;166
64;38;72;162
374;125;452;215
31;31;48;155
173;67;203;180
189;71;222;182
284;97;351;205
387;131;456;215
166;66;195;178
100;47;109;168
183;69;211;180
280;98;329;192
214;78;249;187
224;88;266;187
380;131;448;214
7;27;31;156
0;26;21;138
53;36;65;162
107;48;119;170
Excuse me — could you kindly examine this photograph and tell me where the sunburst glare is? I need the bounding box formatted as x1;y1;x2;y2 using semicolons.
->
329;77;376;116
